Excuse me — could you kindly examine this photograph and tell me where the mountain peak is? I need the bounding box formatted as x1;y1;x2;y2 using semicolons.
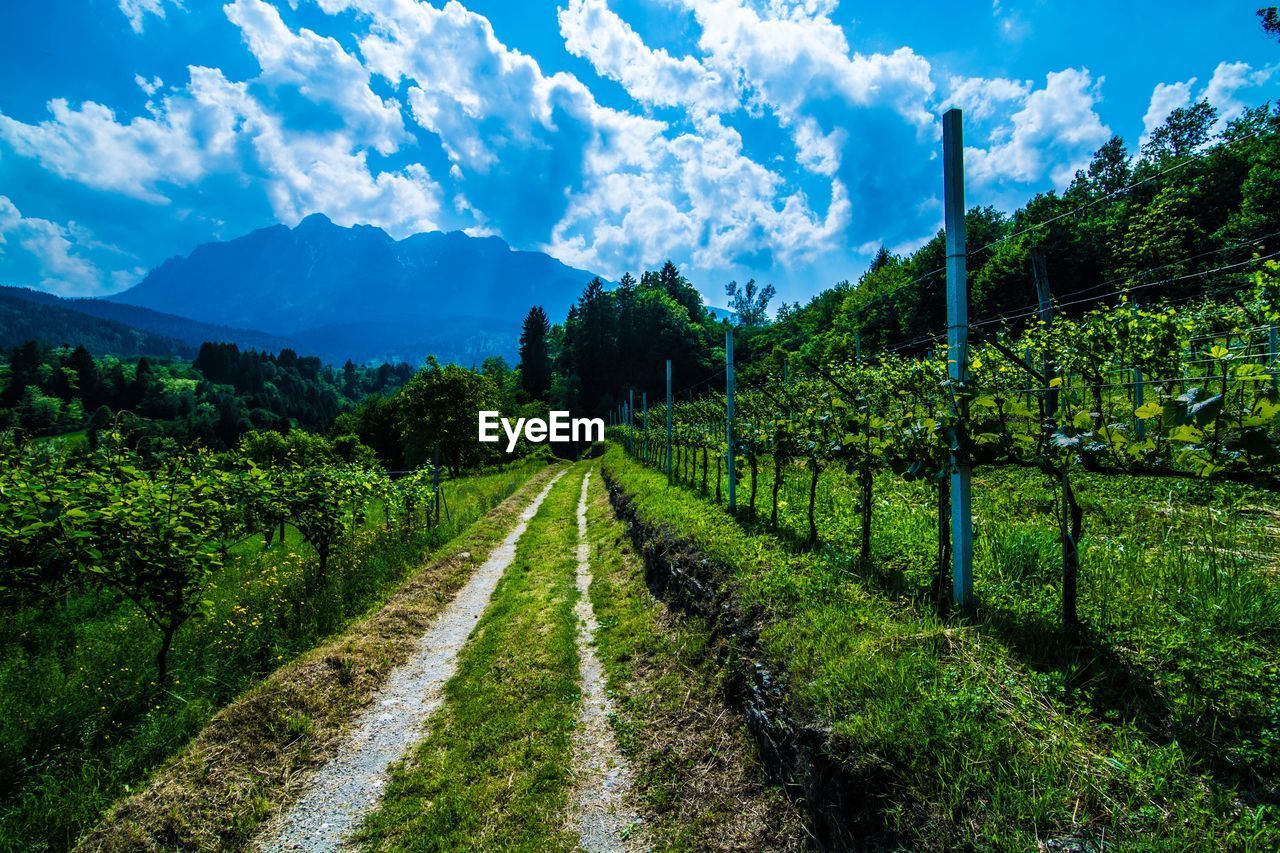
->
295;212;334;230
107;219;602;365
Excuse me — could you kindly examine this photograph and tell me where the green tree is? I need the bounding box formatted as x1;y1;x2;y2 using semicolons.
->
1259;6;1280;41
91;448;227;688
657;260;706;321
1141;101;1218;162
397;360;499;473
518;306;552;401
725;278;777;327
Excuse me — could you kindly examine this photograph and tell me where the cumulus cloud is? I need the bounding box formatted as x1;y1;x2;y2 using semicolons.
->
0;196;116;296
135;74;164;97
0;90;239;203
224;0;407;154
316;0;847;274
551;114;850;274
1141;61;1276;149
557;0;737;114
179;65;443;236
966;68;1111;186
0;8;442;240
1203;61;1275;130
118;0;181;34
1141;78;1196;147
945;75;1031;121
676;0;936;130
2;0;1172;299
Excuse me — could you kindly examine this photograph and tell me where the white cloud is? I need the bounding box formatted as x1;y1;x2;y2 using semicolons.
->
0;44;441;238
550;114;850;276
316;0;846;274
664;0;935;183
557;0;737;114
181;66;442;236
224;0;407;154
792;116;845;176
4;0;1157;298
1202;60;1275;131
0;88;239;202
134;74;164;97
945;75;1031;122
676;0;936;131
966;68;1111;186
118;0;181;34
1140;61;1274;148
0;196;114;296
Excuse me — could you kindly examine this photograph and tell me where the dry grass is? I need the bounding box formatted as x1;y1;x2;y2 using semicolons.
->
77;465;561;852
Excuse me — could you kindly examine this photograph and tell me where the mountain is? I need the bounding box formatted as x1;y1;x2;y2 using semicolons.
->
109;214;602;365
0;287;192;357
0;286;294;355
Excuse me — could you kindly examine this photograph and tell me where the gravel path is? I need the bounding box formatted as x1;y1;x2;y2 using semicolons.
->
571;470;643;851
256;471;566;852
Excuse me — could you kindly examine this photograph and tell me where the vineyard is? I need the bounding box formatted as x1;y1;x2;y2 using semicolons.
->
595;263;1280;844
615;262;1280;617
0;427;546;848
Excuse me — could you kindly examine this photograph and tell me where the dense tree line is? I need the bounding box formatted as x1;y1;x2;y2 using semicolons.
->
335;355;549;473
511;262;726;421
0;288;192;358
0;340;412;448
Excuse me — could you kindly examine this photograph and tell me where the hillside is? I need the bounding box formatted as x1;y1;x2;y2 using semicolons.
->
0;288;191;357
109;214;602;365
0;286;294;355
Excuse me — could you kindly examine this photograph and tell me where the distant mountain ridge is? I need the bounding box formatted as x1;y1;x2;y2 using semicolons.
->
1;287;294;353
108;214;602;365
0;287;194;357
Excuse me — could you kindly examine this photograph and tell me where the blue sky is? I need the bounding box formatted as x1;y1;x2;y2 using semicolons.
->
0;1;1276;312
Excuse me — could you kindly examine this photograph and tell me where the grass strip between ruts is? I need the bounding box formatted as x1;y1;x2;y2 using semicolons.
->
356;464;586;851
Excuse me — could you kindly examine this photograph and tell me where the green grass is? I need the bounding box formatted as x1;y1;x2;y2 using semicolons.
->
581;465;807;849
357;467;585;851
604;443;1280;849
0;457;548;852
30;430;87;451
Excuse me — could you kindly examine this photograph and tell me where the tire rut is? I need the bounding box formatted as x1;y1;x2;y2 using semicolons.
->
571;470;643;851
255;470;566;852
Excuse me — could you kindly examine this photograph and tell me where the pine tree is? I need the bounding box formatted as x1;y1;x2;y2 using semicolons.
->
518;305;552;401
